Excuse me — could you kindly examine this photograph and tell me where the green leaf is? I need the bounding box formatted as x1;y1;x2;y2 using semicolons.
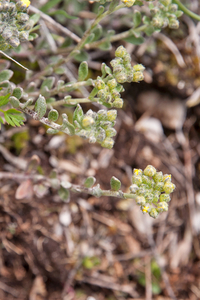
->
49;10;77;20
98;41;112;51
144;25;155;36
41;77;55;90
28;33;39;41
109;0;119;12
134;0;143;5
40;0;62;12
58;186;70;201
73;104;84;125
10;96;20;108
5;108;22;114
0;93;10;107
55;67;66;75
133;10;142;28
124;35;145;45
73;50;89;62
0;115;4;129
110;176;121;191
143;16;151;25
78;61;88;81
84;177;96;188
175;10;184;18
48;109;59;122
84;33;95;45
35;95;47;119
12;87;23;99
0;70;13;82
92;25;103;41
4;111;25;127
29;13;40;25
97;6;104;16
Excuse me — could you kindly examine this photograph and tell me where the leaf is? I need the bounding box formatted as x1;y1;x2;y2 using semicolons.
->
134;0;143;5
28;33;39;41
49;10;77;20
29;13;40;25
84;33;95;45
133;10;142;28
40;0;62;13
92;25;103;41
4;111;25;127
124;35;145;45
144;25;155;36
41;76;55;90
0;115;4;129
97;6;104;16
0;70;13;82
110;176;121;191
109;0;119;12
35;95;47;119
98;41;112;51
58;186;70;201
12;87;23;99
84;176;96;188
0;93;10;107
73;50;89;62
73;104;84;125
78;61;88;81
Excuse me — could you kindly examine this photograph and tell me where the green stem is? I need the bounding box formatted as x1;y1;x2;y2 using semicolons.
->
173;0;200;21
61;4;125;64
88;24;148;49
51;98;93;107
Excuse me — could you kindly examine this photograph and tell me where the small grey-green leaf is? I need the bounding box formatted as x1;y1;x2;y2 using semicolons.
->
12;87;23;99
55;67;66;75
97;6;104;16
84;33;95;45
73;104;84;125
99;41;112;51
110;176;121;191
108;0;119;12
0;70;13;82
20;98;33;109
29;13;40;25
48;109;59;122
84;176;96;188
133;10;142;28
10;96;20;108
144;25;155;36
47;128;59;134
92;25;103;41
78;61;88;81
35;95;47;119
58;186;70;201
41;76;55;90
143;16;151;25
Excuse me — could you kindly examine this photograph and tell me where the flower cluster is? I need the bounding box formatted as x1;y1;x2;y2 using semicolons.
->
0;0;32;50
95;76;124;109
73;105;117;149
150;0;183;30
130;165;176;218
110;46;145;84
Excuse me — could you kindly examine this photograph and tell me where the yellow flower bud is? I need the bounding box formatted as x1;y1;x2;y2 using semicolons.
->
21;0;31;7
82;116;94;128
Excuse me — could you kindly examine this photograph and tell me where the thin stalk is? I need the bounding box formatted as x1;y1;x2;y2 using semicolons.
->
51;98;93;107
88;24;148;49
173;0;200;21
